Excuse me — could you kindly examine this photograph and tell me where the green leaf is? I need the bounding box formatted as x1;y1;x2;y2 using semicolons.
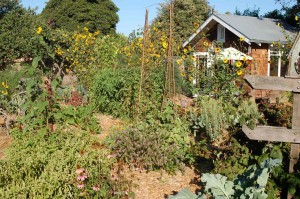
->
201;173;234;199
37;101;48;113
32;56;41;68
168;188;198;199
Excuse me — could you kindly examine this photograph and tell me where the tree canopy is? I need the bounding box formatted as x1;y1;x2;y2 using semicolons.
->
41;0;119;34
0;1;37;66
0;0;19;18
153;0;210;44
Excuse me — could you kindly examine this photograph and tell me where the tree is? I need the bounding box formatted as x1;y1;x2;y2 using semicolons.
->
276;0;300;27
234;6;260;17
41;0;119;34
153;0;210;44
0;0;19;18
0;3;37;67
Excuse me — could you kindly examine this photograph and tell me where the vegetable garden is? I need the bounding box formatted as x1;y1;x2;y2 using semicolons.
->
0;0;300;198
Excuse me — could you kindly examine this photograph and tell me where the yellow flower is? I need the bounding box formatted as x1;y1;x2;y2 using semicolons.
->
189;76;193;82
215;47;221;53
1;90;8;95
84;27;89;32
203;42;208;47
176;59;183;65
277;22;281;27
162;41;168;49
235;61;242;67
223;58;228;64
36;27;43;34
180;72;186;77
94;30;100;35
1;81;8;89
66;68;69;73
239;36;245;42
183;48;188;54
237;69;243;76
157;22;161;26
153;26;158;31
242;56;247;61
55;48;63;56
296;15;299;21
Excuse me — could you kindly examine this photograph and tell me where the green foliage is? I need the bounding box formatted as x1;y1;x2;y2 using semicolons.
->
92;67;139;118
258;100;292;128
169;158;281;199
93;34;128;68
190;97;260;142
212;138;253;180
110;116;192;172
58;105;101;134
0;64;40;110
41;0;119;34
92;67;164;119
0;0;19;18
0;7;37;66
0;128;127;198
234;6;260;17
153;0;210;43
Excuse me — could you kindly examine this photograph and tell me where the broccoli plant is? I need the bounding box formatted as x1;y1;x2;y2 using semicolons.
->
169;158;281;199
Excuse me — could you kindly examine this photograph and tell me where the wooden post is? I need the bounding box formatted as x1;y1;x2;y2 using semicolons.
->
289;93;300;199
136;9;149;122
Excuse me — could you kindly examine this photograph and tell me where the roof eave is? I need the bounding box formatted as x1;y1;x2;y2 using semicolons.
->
182;14;251;48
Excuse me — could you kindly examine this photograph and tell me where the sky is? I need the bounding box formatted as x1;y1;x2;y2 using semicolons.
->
21;0;284;36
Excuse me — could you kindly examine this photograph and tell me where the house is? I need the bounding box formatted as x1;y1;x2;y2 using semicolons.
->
183;13;297;99
183;13;296;77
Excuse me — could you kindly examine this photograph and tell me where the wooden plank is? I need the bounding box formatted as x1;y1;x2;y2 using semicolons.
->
288;93;300;199
292;93;300;129
242;126;300;143
244;75;300;92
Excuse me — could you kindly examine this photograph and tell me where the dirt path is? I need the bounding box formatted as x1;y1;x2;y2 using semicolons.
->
0;128;11;160
96;114;201;199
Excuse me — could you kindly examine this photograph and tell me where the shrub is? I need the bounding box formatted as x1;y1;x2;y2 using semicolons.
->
110;118;192;172
0;7;37;67
92;67;164;119
190;97;260;143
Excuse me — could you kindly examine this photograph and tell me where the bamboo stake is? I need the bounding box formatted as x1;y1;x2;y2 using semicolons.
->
136;9;149;122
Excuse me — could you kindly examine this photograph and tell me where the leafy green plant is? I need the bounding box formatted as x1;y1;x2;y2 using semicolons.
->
190;97;260;143
169;158;281;199
92;66;164;119
258;100;292;128
110;118;191;173
0;127;130;198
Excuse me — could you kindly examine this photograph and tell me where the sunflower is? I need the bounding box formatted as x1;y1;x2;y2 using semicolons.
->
237;70;243;76
235;61;242;68
215;47;221;53
36;27;43;35
223;58;228;64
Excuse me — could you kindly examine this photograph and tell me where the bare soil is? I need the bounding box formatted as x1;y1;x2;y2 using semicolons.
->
0;127;11;160
96;114;202;199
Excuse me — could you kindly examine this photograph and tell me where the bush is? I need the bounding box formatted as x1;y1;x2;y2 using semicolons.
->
0;7;37;67
110;118;192;172
190;97;260;143
92;67;164;119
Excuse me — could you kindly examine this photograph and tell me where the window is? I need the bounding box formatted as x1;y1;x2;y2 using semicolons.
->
217;24;225;42
268;49;283;77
